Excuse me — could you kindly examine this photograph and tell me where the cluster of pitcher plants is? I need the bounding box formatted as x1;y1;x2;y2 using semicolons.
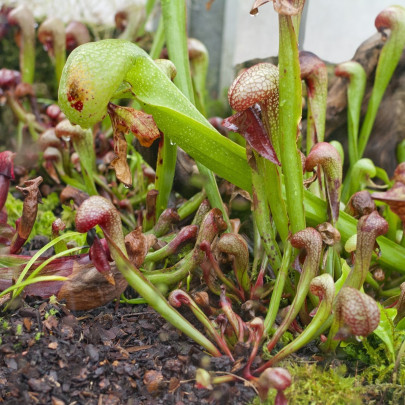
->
1;0;405;402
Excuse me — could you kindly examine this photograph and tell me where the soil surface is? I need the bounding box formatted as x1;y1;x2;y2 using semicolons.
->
0;298;257;405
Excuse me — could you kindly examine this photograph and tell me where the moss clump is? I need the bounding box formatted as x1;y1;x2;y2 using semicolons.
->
252;359;405;405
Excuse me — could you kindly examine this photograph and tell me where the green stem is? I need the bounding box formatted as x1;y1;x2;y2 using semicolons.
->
104;233;221;357
55;46;66;85
22;30;35;84
342;158;376;203
72;129;98;196
263;241;293;334
258;156;289;243
251;154;282;271
177;191;206;220
159;0;229;229
169;290;233;359
149;16;165;60
336;62;366;167
154;137;176;217
358;6;405;158
278;15;305;234
260;274;334;369
153;0;186;218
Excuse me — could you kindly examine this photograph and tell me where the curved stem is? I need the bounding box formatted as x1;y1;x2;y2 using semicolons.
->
177;190;206;220
264;241;293;334
258;274;334;371
358;6;405;158
342;158;376;203
59;40;250;191
251;153;282;269
267;228;322;352
105;233;222;357
335;61;366;167
169;290;233;359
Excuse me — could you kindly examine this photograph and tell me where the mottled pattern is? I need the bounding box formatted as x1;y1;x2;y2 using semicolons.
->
306;142;342;223
336;287;380;336
228;63;279;112
75;196;126;252
59;40;144;128
290;227;323;264
309;273;334;303
299;51;327;98
257;367;291;393
375;5;405;33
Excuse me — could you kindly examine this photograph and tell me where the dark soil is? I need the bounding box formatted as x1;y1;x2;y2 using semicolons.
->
0;299;257;405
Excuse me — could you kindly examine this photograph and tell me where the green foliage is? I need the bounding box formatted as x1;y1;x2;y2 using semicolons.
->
60;202;77;230
5;193;23;225
33;210;57;241
15;323;23;336
253;360;405;405
44;307;58;319
373;306;396;363
340;325;405;385
254;362;363;405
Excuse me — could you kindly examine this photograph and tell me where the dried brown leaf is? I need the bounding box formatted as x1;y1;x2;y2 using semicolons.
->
60;185;89;208
16;176;43;239
251;0;303;15
57;260;127;311
110;130;132;187
108;103;160;147
125;227;157;268
372;182;405;224
250;0;270;15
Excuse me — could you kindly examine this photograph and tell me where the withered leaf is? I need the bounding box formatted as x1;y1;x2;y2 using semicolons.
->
316;222;341;246
250;0;270;15
108;103;160;147
60;185;89;207
251;0;303;16
57;260;127;311
125;227;157;268
110;130;132;187
223;107;280;166
372;182;405;225
16;176;43;239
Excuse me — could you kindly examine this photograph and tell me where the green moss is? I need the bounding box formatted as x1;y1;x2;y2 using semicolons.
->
273;362;362;405
251;358;405;405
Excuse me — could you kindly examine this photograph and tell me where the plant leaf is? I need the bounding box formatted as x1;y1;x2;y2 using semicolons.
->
223;107;280;166
372;182;405;225
108;103;160;147
373;304;396;363
58;40;251;192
